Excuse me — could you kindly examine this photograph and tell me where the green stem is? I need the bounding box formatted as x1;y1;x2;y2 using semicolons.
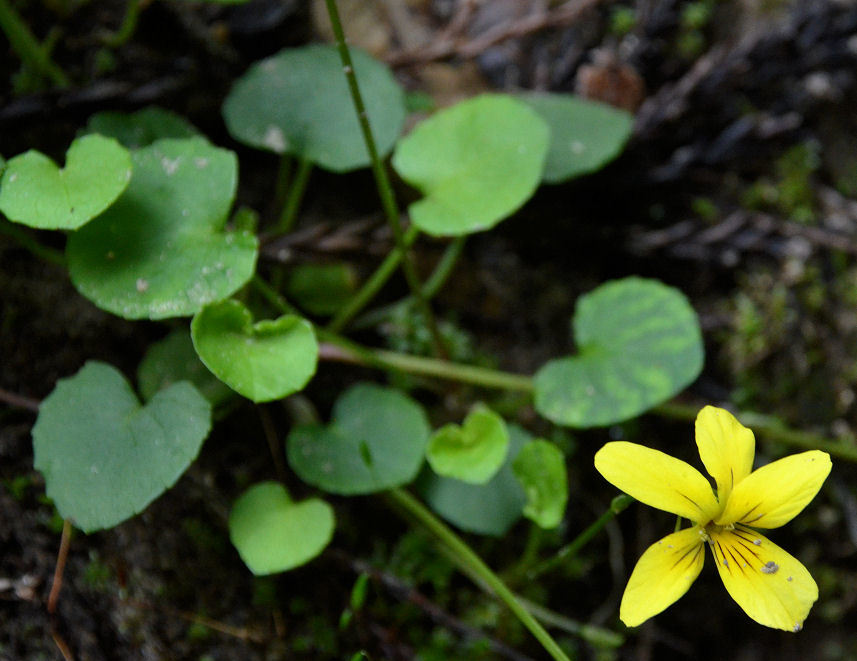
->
274;156;313;234
527;494;634;581
387;488;571;661
0;0;69;87
655;402;857;463
326;224;419;333
103;0;145;48
318;335;534;391
352;235;466;331
251;275;300;315
322;0;446;357
0;219;66;266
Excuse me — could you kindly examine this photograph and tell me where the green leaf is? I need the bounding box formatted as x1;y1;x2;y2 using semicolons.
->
66;137;258;320
191;299;318;402
287;383;430;495
137;329;233;405
391;94;549;236
222;44;406;172
521;93;633;184
425;404;509;484
229;482;334;575
512;440;568;529
534;277;704;427
0;134;132;230
286;262;357;316
86;106;199;149
32;361;211;532
417;424;530;536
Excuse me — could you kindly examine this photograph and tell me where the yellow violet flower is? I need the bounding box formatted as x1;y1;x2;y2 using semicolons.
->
594;405;831;632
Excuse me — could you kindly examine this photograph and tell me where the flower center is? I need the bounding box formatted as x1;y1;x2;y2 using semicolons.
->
699;521;735;543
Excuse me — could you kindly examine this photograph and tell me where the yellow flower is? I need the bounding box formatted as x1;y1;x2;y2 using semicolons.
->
594;406;831;632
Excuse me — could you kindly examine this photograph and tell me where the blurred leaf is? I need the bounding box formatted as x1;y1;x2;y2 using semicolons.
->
417;424;530;536
85;106;199;149
286;262;357;316
229;482;334;575
137;328;233;405
391;94;549;236
512;439;568;529
287;383;429;495
222;44;405;172
32;361;211;532
191;299;318;402
66;137;258;320
534;277;704;427
521;93;633;184
0;134;131;230
426;404;509;484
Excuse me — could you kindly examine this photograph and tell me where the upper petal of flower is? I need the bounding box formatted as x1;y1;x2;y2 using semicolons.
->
709;526;818;631
595;442;720;522
715;451;831;528
695;406;755;504
619;526;705;627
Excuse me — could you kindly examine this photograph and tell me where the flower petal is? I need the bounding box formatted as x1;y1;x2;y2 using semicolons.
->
716;451;831;528
695;406;755;503
709;526;818;631
619;527;705;627
595;442;720;521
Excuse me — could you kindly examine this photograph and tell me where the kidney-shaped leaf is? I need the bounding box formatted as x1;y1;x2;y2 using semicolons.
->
137;328;233;405
222;44;405;172
191;299;318;402
86;106;199;149
512;439;568;529
534;277;704;428
521;93;633;184
66;137;258;320
426;404;509;484
391;94;549;236
229;482;334;575
417;424;529;537
32;361;211;533
0;134;131;230
287;383;430;495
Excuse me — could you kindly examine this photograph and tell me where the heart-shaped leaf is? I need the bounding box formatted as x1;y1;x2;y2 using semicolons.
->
86;106;199;149
137;328;233;405
287;383;430;495
0;134;131;230
391;94;549;236
425;404;509;484
229;482;334;575
417;424;529;537
66;137;258;320
512;440;568;529
521;93;633;184
191;299;318;402
32;361;211;532
222;44;406;172
534;277;704;427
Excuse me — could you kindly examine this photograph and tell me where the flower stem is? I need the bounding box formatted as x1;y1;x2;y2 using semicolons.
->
0;0;69;88
527;494;635;581
322;0;446;357
0;219;66;266
386;488;572;661
274;156;313;234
